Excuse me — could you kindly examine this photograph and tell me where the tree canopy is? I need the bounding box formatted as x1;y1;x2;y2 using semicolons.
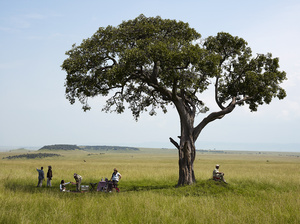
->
62;14;287;185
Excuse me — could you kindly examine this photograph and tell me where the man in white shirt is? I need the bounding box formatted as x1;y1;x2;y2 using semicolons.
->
110;168;122;190
213;164;227;183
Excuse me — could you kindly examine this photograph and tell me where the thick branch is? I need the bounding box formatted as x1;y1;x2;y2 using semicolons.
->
193;97;237;141
180;90;196;115
139;66;173;101
107;55;118;66
169;137;180;150
151;61;159;82
215;76;225;110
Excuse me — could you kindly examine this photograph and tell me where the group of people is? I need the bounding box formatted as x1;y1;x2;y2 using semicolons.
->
60;169;122;192
60;173;83;192
36;166;122;192
37;164;225;190
36;166;52;187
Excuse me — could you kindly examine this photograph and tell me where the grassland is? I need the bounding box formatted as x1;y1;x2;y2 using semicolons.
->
0;148;299;224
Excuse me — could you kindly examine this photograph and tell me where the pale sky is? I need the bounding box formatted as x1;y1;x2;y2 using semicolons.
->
1;0;300;151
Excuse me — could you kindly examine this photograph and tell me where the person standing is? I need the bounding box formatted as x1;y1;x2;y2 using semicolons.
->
47;166;53;187
73;173;82;192
36;167;45;187
110;168;122;189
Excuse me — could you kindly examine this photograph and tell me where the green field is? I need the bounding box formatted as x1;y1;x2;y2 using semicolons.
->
0;148;299;224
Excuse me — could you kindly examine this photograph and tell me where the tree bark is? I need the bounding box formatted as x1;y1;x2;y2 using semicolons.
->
173;99;197;186
177;138;196;186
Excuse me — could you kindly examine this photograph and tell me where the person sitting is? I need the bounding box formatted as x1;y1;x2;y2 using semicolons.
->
60;180;72;192
213;164;227;183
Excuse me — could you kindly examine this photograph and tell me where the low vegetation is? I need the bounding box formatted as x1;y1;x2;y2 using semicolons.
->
0;148;299;223
82;145;139;151
39;144;82;150
38;144;139;152
2;153;61;160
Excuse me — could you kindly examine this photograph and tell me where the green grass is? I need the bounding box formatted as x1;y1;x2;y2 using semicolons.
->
0;149;299;223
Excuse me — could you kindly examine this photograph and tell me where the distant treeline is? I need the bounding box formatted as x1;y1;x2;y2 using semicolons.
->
39;144;82;151
82;145;139;151
196;150;225;153
38;144;139;151
2;153;62;160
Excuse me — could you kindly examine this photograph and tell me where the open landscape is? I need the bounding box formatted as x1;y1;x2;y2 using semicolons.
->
1;1;300;223
0;147;299;223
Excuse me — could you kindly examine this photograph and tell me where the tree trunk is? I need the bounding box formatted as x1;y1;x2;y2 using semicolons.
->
171;97;237;186
176;107;196;186
177;138;196;186
171;97;197;186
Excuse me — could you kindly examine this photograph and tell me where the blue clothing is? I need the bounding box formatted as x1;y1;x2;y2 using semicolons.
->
37;169;44;180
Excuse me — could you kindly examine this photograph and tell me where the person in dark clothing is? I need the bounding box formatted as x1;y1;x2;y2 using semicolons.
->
47;166;53;187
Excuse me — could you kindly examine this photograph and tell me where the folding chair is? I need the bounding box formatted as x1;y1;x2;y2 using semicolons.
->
90;183;98;191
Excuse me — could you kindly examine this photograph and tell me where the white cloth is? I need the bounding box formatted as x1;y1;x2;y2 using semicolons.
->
111;172;121;181
60;182;71;191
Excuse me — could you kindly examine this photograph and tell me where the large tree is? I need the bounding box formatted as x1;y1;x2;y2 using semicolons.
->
61;15;286;186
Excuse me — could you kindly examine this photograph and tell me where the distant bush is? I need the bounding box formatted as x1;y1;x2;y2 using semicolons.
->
196;149;225;153
37;144;139;152
2;153;61;160
82;145;139;151
39;144;82;151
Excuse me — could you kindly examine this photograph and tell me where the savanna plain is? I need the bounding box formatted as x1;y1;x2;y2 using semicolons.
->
0;148;299;224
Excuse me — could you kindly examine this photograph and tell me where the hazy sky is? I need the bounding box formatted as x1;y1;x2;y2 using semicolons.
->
1;0;299;151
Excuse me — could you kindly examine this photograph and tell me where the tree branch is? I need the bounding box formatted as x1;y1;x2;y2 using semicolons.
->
215;75;225;110
193;97;237;141
236;96;252;105
169;137;180;150
107;55;118;66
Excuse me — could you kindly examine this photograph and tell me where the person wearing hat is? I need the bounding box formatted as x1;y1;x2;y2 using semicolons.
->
213;164;227;183
110;168;122;190
46;166;53;187
73;173;82;191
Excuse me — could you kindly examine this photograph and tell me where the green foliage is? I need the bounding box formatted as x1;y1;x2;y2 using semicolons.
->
62;15;286;119
61;15;212;118
61;15;288;186
204;32;287;111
